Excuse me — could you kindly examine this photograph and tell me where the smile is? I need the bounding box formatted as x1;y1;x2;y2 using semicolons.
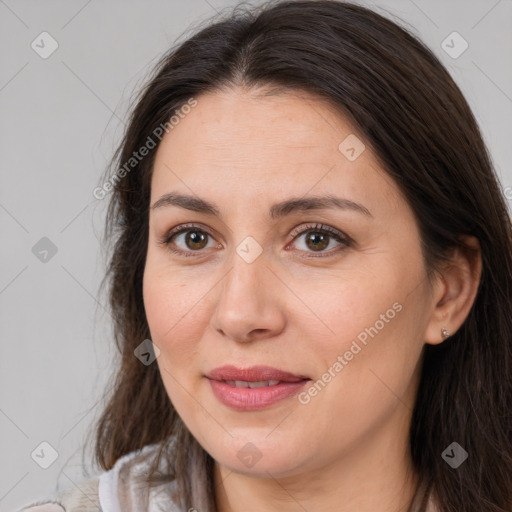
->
206;365;311;411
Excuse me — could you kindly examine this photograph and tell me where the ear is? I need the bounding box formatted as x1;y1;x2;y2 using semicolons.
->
424;235;482;346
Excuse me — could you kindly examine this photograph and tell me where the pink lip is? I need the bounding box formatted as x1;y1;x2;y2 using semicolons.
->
206;365;311;411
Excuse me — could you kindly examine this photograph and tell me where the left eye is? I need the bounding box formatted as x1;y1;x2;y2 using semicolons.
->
286;223;351;256
291;228;346;253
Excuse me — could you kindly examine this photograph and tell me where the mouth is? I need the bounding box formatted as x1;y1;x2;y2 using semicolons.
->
223;379;282;388
206;365;311;411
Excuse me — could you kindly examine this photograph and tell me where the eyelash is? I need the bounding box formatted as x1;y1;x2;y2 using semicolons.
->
157;222;352;259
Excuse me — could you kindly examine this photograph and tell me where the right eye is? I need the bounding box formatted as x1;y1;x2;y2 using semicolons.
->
158;223;220;257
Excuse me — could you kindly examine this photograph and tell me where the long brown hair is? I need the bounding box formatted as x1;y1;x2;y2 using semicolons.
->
89;1;512;510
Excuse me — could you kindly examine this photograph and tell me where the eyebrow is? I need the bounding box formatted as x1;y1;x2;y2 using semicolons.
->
150;192;372;219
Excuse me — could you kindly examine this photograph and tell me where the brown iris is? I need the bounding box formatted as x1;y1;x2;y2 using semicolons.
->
186;231;208;250
306;232;329;251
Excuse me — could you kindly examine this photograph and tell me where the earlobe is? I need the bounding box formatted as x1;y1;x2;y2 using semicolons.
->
424;235;482;346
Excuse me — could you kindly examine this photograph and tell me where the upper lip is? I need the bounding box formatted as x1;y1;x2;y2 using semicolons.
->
207;365;310;383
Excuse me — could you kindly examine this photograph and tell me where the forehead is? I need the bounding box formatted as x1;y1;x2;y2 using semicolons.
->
150;87;402;215
156;87;360;159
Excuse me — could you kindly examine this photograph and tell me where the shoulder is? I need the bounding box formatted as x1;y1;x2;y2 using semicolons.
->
16;475;100;512
16;442;180;512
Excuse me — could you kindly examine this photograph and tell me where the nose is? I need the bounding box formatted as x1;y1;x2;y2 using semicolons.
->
210;249;287;343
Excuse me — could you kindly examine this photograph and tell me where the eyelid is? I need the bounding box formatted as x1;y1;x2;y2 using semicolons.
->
165;222;215;238
288;222;348;241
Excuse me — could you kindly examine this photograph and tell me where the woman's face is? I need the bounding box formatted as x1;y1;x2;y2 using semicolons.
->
143;87;436;478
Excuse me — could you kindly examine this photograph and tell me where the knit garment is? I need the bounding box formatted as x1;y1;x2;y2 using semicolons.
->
17;443;179;512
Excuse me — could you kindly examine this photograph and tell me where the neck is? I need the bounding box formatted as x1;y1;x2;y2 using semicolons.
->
213;408;420;512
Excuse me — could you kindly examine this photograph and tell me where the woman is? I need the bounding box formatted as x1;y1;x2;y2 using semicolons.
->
19;0;512;511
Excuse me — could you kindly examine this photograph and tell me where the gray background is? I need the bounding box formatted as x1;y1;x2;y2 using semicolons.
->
1;0;511;510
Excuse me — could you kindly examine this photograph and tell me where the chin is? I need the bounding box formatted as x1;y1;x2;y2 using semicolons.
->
206;430;309;477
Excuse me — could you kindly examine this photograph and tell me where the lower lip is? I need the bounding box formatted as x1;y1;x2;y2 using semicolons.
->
208;379;309;411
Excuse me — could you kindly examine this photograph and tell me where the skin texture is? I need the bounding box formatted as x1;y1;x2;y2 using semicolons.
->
143;86;482;512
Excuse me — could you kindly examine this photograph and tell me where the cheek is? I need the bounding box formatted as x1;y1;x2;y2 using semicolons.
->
142;261;225;399
297;265;400;346
297;260;423;392
144;262;203;338
143;270;207;413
